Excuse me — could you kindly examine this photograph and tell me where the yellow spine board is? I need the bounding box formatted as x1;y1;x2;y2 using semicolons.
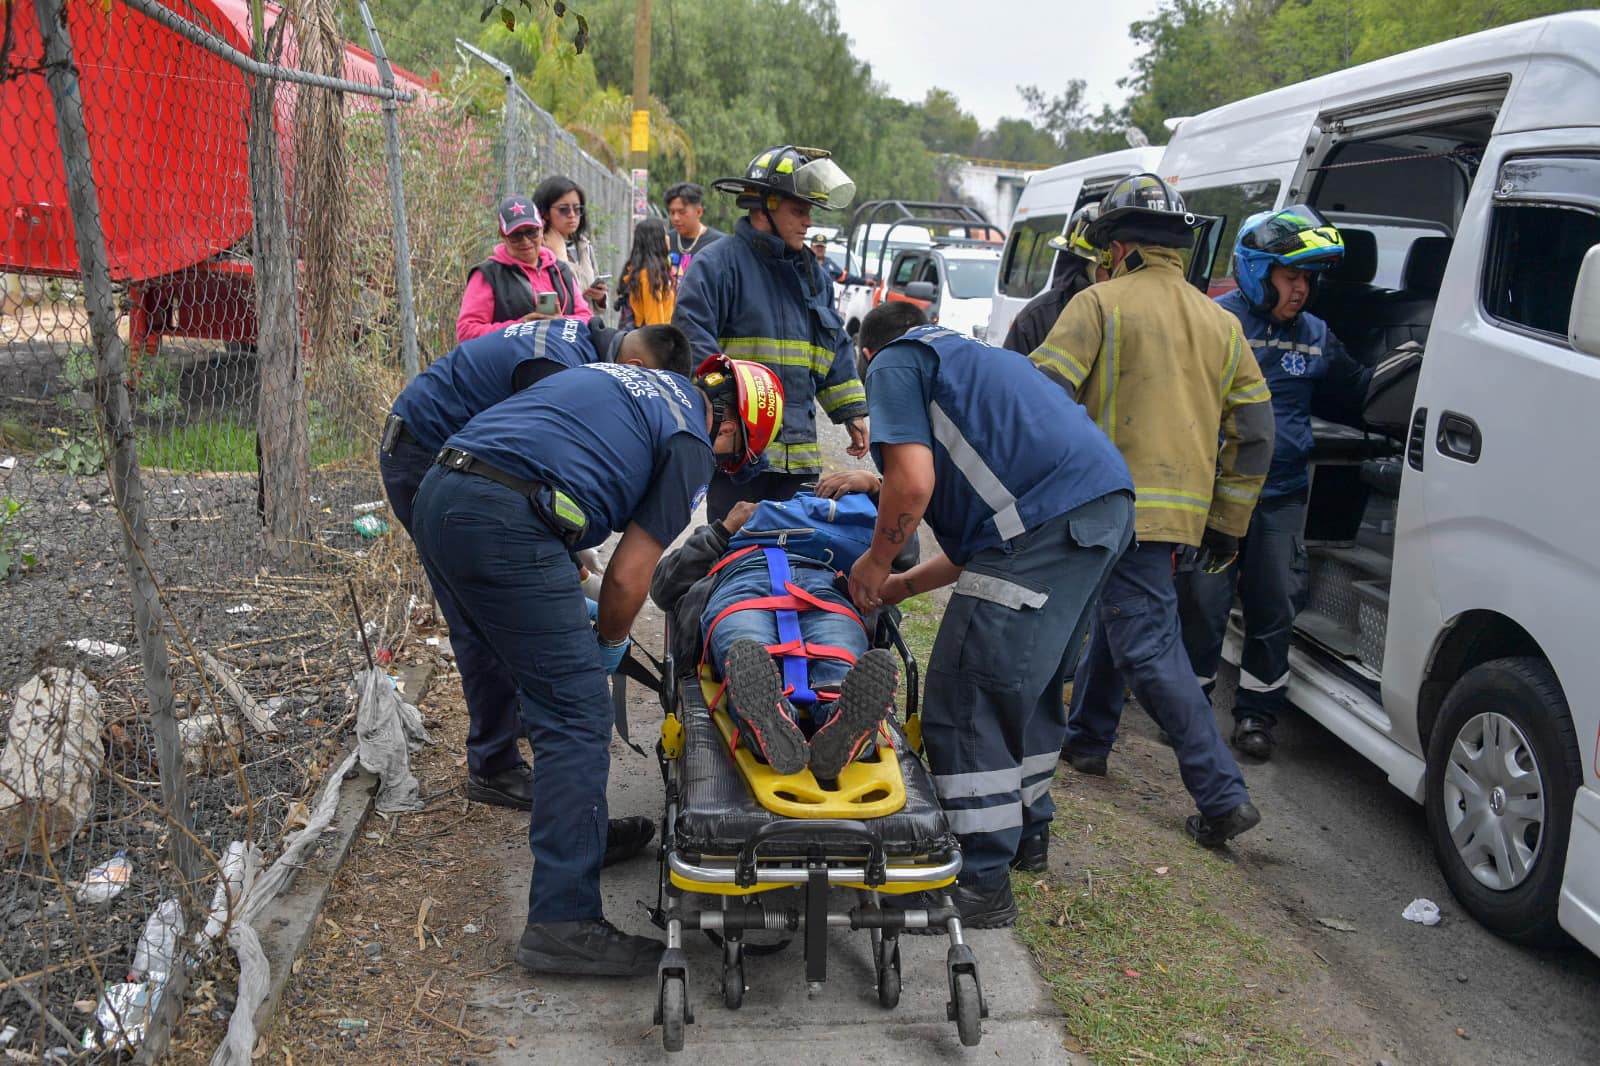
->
698;668;907;819
670;870;956;896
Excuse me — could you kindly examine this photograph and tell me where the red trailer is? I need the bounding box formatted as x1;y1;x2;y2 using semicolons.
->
1;0;433;356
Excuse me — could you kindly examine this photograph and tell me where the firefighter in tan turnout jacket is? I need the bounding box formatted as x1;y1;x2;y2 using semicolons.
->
1033;173;1275;847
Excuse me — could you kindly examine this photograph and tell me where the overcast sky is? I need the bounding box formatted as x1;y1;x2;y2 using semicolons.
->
831;0;1164;129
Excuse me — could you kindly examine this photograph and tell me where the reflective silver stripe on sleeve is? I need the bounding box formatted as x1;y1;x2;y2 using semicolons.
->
953;569;1048;611
933;766;1022;800
1020;777;1053;805
943;802;1025;835
929;400;1026;541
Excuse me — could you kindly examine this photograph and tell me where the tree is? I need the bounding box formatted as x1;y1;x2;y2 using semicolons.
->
1019;81;1130;161
917;88;980;154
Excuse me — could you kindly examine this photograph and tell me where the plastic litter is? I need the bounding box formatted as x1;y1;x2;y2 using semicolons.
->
76;852;133;903
1402;897;1441;926
352;514;389;537
63;639;128;657
224;603;254;615
0;456;15;470
352;500;386;514
133;899;185;980
0;1024;18;1047
336;1018;369;1031
84;980;161;1051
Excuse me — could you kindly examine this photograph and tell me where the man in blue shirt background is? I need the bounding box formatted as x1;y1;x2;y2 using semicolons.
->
381;320;691;808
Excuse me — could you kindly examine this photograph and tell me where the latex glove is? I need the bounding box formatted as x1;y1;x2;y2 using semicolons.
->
597;634;631;675
1195;528;1240;574
585;598;600;622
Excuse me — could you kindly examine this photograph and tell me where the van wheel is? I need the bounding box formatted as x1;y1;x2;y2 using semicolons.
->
1424;657;1580;946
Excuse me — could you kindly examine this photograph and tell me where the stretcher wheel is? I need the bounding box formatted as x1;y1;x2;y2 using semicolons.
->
661;975;687;1052
952;972;982;1047
721;943;745;1010
875;936;901;1009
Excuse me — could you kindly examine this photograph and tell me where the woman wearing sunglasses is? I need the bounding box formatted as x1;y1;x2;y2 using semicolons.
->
456;194;594;342
535;175;608;313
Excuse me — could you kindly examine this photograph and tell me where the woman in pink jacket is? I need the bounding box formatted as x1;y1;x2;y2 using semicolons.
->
456;195;594;342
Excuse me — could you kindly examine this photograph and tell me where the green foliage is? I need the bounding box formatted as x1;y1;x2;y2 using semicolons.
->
0;497;36;581
1120;0;1595;142
136;415;361;474
134;352;182;419
60;347;96;391
41;430;105;476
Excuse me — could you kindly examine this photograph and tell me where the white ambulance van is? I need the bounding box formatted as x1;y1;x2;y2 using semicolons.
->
988;146;1163;344
1158;12;1600;954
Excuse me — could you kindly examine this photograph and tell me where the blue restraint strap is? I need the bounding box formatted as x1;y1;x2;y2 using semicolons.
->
762;548;816;707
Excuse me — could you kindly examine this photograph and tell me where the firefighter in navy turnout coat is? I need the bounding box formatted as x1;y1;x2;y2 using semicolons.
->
408;356;782;977
674;145;870;521
847;303;1135;928
1179;207;1371;760
380;320;692;810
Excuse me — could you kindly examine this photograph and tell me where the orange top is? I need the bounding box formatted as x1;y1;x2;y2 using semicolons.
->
628;267;676;326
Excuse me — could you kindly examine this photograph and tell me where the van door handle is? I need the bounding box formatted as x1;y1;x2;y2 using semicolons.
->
1435;411;1482;463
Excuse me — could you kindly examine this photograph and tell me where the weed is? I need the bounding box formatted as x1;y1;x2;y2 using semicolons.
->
41;426;105;475
60;346;97;390
0;497;36;579
1016;792;1333;1064
137;416;363;473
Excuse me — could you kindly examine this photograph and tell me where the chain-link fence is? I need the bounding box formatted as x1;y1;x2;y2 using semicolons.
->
457;40;634;306
0;0;630;1059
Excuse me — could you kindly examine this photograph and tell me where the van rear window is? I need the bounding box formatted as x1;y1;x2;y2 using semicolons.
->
999;214;1067;299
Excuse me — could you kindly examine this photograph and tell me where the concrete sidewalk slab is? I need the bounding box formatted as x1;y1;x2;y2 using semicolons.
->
464;732;1081;1065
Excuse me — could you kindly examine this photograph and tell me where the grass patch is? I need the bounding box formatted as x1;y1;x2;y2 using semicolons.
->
137;417;362;473
1016;793;1332;1064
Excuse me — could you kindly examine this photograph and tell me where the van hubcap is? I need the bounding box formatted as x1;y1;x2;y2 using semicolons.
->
1441;712;1545;891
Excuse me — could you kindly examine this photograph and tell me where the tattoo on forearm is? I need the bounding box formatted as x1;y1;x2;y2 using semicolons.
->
880;513;915;545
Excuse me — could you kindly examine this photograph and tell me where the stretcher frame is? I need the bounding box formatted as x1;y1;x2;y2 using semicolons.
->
648;612;989;1051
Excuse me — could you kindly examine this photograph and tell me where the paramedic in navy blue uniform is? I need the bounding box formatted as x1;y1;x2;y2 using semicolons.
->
847;302;1135;928
409;356;782;976
381;320;692;810
1178;207;1370;761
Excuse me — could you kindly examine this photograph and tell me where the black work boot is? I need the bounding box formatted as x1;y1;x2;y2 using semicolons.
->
603;816;655;867
902;878;1019;933
1185;801;1262;848
1231;716;1276;760
809;649;899;780
725;639;808;775
516;918;662;977
1011;832;1049;873
1060;747;1108;776
466;762;534;809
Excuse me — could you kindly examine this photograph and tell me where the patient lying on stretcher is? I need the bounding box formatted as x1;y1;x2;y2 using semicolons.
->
649;474;905;781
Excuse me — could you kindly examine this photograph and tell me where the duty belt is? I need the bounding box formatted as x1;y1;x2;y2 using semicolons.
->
434;447;589;546
380;412;420;455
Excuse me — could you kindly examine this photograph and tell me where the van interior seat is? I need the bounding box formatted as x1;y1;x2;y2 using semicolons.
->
1358;235;1453;363
1308;227;1382;360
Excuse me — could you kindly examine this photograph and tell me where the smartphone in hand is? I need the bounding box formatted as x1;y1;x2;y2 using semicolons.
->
535;291;559;316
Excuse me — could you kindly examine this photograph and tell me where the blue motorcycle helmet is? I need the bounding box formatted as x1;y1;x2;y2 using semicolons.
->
1233;205;1345;314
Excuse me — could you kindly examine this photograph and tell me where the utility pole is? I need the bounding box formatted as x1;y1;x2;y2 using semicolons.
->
629;0;652;221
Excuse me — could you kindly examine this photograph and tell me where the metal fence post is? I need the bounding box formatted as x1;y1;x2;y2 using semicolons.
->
29;0;198;883
357;0;419;379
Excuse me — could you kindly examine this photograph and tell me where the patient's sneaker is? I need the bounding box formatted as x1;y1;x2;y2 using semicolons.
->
725;639;808;775
809;649;900;780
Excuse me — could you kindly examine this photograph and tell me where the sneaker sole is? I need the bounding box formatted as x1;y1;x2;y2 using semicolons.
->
725;640;808;775
809;648;899;779
515;945;659;977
